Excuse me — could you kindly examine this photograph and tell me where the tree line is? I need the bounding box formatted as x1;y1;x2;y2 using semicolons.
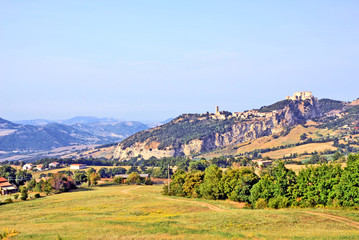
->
163;153;359;209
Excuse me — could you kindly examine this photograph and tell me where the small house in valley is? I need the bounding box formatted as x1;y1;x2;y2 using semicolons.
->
35;165;44;171
252;159;272;169
22;163;33;170
49;162;60;169
70;164;87;170
0;177;18;195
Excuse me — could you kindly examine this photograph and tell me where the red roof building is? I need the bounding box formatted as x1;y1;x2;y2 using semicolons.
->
0;177;8;183
0;177;18;195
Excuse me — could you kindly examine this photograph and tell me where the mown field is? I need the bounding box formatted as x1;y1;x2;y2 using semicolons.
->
1;185;359;240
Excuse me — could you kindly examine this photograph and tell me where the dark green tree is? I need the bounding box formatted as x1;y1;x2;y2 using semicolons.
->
199;165;224;200
220;168;259;202
334;154;359;207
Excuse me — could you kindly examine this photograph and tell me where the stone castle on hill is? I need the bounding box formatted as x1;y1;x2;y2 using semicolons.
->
286;91;313;101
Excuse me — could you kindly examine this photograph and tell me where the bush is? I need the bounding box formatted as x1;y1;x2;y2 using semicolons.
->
255;198;267;209
3;198;13;204
34;193;41;198
13;194;19;200
268;196;289;209
145;178;153;185
20;188;28;201
114;176;123;184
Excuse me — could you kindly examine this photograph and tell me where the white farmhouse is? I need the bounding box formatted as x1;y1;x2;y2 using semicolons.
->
22;163;33;170
70;164;87;170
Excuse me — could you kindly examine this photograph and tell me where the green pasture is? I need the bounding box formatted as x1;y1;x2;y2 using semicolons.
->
0;185;358;239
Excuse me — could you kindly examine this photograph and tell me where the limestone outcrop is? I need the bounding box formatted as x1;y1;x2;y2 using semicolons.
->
113;95;321;161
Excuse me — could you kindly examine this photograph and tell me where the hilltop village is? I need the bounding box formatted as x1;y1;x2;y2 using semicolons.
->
208;91;314;121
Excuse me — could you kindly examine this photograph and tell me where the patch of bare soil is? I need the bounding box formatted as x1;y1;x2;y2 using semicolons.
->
304;211;359;230
156;196;227;212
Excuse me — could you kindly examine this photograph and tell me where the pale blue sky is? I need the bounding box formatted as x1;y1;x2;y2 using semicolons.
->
1;1;359;121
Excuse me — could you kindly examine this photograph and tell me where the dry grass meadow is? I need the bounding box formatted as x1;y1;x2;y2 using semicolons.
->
1;185;359;239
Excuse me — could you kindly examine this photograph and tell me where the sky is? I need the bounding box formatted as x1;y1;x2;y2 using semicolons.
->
1;1;359;122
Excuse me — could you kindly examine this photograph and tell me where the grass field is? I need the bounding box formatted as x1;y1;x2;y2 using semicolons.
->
261;142;337;159
200;124;339;159
1;185;359;239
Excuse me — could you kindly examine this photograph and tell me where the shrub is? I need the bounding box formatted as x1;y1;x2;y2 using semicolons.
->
20;188;28;201
114;176;123;184
145;178;153;185
13;194;19;200
268;196;289;209
255;198;267;209
34;193;41;198
3;198;13;204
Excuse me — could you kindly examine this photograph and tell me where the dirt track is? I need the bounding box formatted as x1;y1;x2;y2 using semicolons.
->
120;186;143;194
304;211;359;230
156;196;227;212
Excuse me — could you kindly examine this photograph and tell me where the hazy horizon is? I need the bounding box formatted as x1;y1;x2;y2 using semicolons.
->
1;1;359;122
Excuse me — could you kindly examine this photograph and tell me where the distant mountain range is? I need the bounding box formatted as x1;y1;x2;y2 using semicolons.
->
14;116;122;125
0;116;169;160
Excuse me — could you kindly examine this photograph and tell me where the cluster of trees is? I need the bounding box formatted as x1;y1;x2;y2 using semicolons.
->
318;98;345;115
321;105;359;129
26;173;77;195
114;172;153;185
41;168;103;187
163;154;359;209
0;165;32;186
258;99;291;113
116;156;257;178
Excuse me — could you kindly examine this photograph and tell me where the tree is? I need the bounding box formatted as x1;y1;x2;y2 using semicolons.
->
127;172;142;184
189;160;208;172
86;168;96;185
74;171;87;185
211;157;230;168
250;175;275;204
14;170;32;186
88;173;101;186
152;165;172;178
250;162;296;206
293;163;342;207
98;168;110;178
114;176;123;184
300;133;307;141
111;167;126;175
334;154;359;207
220;168;259;202
20;187;28;201
183;171;204;198
166;170;186;196
270;162;296;199
332;151;343;161
199;165;224;200
127;165;139;174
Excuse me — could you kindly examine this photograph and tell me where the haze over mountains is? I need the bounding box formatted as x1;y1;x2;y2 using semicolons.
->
0;116;157;160
2;93;359;162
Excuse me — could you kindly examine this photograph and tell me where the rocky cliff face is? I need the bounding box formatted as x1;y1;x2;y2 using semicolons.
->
113;97;321;161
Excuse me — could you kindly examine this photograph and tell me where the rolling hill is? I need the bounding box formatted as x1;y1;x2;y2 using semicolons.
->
0;117;149;161
112;92;359;161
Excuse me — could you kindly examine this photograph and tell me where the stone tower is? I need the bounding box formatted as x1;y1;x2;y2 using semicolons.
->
215;106;219;115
